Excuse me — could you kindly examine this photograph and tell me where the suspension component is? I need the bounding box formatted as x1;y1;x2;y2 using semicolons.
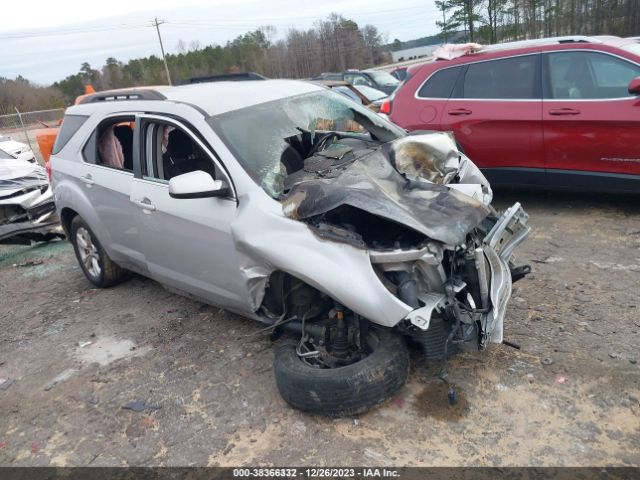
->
331;305;350;358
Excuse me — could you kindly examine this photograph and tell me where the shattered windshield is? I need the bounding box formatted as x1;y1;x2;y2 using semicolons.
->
208;90;405;197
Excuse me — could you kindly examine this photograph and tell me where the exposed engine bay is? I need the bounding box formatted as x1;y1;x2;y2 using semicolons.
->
272;130;530;357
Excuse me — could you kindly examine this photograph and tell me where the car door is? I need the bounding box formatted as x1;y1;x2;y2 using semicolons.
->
542;49;640;186
408;64;465;131
443;54;545;185
79;114;146;272
129;114;250;312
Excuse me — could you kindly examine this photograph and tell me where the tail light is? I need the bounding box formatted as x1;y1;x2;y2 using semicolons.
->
45;161;52;182
379;99;392;115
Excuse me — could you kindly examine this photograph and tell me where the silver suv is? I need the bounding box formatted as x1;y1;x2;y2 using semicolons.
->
50;80;530;416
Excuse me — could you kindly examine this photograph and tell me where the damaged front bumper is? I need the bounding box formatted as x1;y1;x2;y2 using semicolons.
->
373;202;531;348
0;174;61;244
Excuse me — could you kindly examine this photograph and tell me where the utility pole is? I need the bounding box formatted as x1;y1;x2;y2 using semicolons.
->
153;17;172;85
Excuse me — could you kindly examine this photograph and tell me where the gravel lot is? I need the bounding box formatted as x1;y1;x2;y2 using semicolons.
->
0;189;639;467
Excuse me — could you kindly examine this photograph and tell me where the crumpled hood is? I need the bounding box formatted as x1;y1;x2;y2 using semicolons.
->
0;139;28;154
0;159;42;181
0;159;48;197
282;132;492;246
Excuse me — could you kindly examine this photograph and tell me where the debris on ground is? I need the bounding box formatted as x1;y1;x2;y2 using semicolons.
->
541;357;554;365
122;401;161;413
13;259;44;268
78;341;93;348
0;378;15;390
44;368;78;391
363;448;392;465
140;415;156;428
555;375;567;385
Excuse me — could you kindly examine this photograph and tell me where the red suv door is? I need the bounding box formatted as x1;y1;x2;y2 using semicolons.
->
542;49;640;186
442;54;545;185
392;64;465;131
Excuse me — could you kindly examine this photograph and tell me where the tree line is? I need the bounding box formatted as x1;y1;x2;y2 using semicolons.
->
436;0;640;44
43;14;388;106
1;4;640;113
0;77;64;115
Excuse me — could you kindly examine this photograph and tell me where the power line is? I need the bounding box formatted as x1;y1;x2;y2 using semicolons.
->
0;4;438;41
0;21;154;39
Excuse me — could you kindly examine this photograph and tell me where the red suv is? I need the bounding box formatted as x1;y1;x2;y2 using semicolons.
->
385;36;640;192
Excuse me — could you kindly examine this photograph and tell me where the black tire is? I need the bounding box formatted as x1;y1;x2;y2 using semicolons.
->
70;216;127;288
274;329;409;416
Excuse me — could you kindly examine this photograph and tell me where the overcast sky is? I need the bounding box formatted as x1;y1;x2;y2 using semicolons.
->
0;0;443;85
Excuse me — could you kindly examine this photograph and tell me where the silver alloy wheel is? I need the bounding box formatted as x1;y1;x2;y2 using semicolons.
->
76;227;101;278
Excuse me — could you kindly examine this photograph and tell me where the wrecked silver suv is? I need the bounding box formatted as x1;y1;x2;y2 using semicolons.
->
51;81;530;416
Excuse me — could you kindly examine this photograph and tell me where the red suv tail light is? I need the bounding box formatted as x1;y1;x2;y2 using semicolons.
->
379;99;392;115
45;161;52;182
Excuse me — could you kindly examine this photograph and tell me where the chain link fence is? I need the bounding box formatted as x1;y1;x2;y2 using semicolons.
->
0;108;65;164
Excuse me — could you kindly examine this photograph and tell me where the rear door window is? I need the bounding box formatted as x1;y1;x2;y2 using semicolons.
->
83;116;135;171
417;66;463;98
462;55;539;99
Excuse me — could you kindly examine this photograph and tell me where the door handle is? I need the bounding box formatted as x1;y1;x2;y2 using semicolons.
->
80;174;94;186
548;108;581;116
133;198;156;211
447;108;472;116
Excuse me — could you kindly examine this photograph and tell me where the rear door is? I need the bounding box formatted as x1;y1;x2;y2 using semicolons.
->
542;49;640;186
408;65;465;131
443;54;545;185
78;114;146;272
130;114;249;311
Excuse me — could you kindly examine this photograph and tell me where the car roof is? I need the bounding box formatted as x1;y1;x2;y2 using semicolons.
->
74;79;324;116
408;35;639;76
311;79;351;87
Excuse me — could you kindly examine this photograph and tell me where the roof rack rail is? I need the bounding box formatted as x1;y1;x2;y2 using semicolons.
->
480;35;603;52
184;72;267;84
78;89;166;104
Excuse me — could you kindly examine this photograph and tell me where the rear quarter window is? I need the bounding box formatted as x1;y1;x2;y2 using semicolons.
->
417;66;462;98
52;114;89;155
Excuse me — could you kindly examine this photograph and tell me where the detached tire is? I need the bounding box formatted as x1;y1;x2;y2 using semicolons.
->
70;216;127;288
274;329;409;416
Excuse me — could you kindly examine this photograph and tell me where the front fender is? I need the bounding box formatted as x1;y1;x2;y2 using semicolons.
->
232;193;412;327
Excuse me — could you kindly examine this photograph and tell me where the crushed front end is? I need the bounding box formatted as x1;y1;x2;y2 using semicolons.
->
372;201;530;357
0;160;61;244
281;131;531;355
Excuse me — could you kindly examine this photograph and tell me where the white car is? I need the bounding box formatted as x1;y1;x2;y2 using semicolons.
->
0;156;59;243
0;134;36;163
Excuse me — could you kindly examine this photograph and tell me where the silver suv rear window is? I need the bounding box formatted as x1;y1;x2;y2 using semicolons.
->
52;114;88;155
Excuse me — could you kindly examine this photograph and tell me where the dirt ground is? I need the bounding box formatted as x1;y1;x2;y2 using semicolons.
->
0;189;638;467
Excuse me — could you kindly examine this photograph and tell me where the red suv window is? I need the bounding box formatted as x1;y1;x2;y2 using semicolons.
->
462;55;539;99
545;51;640;99
417;66;463;99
